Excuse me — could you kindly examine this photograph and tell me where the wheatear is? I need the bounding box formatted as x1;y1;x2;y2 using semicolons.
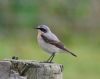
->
35;25;77;62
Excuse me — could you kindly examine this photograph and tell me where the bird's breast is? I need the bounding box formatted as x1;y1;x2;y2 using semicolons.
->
37;35;60;54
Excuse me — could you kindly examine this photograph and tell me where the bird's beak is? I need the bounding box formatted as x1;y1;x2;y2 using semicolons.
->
34;27;40;29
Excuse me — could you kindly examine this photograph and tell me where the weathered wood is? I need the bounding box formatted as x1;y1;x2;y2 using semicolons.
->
0;61;11;79
0;60;63;79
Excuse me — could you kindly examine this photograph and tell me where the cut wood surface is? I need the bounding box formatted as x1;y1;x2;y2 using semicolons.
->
0;60;63;79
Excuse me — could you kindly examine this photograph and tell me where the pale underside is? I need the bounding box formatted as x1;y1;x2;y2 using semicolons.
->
38;35;61;54
37;31;62;54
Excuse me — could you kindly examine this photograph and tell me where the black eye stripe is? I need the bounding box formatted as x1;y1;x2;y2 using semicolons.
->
40;28;47;33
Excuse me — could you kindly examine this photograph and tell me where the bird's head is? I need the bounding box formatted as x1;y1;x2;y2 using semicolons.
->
35;25;51;33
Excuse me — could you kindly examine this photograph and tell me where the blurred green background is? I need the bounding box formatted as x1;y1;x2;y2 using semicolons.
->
0;0;100;79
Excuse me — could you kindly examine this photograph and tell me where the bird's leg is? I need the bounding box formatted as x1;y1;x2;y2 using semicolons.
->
46;54;54;62
49;53;55;63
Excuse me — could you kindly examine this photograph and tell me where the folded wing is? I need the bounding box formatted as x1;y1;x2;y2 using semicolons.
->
41;34;77;57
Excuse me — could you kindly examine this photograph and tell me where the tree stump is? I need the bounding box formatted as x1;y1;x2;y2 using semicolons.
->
0;60;63;79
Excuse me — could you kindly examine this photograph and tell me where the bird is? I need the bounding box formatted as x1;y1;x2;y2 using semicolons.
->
35;25;77;63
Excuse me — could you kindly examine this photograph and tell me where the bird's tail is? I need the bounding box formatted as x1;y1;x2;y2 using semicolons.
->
63;47;77;57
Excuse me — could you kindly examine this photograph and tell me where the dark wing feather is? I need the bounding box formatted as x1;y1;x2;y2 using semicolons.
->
41;34;77;57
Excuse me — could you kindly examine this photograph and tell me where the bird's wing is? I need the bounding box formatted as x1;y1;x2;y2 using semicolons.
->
41;34;77;57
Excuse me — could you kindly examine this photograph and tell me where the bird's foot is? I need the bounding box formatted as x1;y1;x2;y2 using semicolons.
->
39;61;54;63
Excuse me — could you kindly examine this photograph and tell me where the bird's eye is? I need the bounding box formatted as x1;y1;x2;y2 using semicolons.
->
40;28;47;33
